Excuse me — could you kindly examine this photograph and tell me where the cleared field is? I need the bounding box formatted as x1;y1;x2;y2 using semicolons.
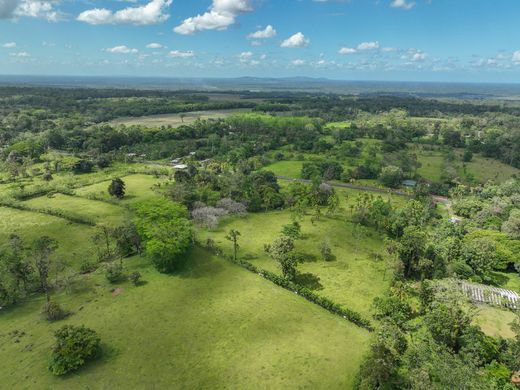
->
417;153;444;182
462;154;520;183
24;193;127;226
74;174;165;205
475;306;517;338
263;160;304;178
0;206;96;269
0;250;371;389
110;109;252;127
199;208;390;317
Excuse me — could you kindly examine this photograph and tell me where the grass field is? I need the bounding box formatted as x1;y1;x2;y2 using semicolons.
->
199;208;391;317
0;207;96;270
417;153;444;182
0;250;371;389
462;154;520;183
24;193;128;226
110;109;252;127
263;160;305;178
475;306;517;338
74;174;166;205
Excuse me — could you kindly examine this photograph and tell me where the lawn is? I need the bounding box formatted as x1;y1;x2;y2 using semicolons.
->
110;109;251;127
198;209;391;317
0;249;371;389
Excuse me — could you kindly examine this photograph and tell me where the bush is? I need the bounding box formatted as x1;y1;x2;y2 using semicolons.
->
319;241;334;261
49;325;101;376
42;301;67;321
79;260;98;274
105;262;124;283
129;271;141;286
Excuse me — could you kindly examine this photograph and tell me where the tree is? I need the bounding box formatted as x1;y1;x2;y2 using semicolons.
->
133;199;193;273
379;165;404;188
33;236;58;303
108;178;126;199
319;240;334;261
281;221;301;240
226;229;241;262
267;236;298;280
49;325;101;376
392;226;428;279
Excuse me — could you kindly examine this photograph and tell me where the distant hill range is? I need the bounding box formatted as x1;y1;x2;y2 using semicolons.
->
1;74;520;99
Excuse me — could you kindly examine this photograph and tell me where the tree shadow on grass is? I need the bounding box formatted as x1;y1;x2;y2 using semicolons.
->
294;273;323;291
178;248;226;279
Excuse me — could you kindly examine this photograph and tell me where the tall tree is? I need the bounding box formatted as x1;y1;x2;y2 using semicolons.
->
33;236;58;303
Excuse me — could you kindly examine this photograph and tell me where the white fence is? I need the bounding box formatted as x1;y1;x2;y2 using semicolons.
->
460;281;519;309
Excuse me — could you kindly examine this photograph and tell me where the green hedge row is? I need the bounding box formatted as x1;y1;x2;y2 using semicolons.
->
199;240;373;331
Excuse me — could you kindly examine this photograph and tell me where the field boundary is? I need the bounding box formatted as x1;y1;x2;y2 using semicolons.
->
197;239;374;331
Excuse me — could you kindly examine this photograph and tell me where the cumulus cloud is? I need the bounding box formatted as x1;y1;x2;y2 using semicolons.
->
280;32;309;48
339;47;356;55
146;42;163;49
14;0;61;21
513;51;520;63
168;50;195;58
238;51;253;60
357;41;379;51
291;59;305;66
2;42;16;48
104;45;138;54
247;25;276;39
174;0;252;35
390;0;415;10
78;0;172;25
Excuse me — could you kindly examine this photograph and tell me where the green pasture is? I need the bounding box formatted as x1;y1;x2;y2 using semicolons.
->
0;250;371;389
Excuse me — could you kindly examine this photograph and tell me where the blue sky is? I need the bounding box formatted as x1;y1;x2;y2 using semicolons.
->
1;0;520;82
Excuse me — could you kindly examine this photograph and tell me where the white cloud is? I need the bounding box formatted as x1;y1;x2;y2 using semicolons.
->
9;51;30;57
411;52;426;61
104;45;138;54
280;32;309;48
382;47;398;52
2;42;17;48
146;42;163;49
247;25;276;39
14;0;61;22
291;59;305;66
78;0;172;25
168;50;195;58
513;51;520;63
357;41;379;51
238;51;253;59
174;0;252;35
390;0;415;10
339;47;356;55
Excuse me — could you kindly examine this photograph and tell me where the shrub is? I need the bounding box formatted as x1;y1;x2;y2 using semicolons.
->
319;241;334;261
129;271;141;286
42;301;67;321
105;262;124;283
79;260;98;274
49;325;101;376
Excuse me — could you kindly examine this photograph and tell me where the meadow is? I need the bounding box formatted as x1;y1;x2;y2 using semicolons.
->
0;170;373;389
110;108;252;127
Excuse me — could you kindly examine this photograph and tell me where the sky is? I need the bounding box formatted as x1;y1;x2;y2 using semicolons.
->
1;0;520;82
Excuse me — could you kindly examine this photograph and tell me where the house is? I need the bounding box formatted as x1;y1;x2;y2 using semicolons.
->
402;180;417;188
171;158;182;164
173;164;188;170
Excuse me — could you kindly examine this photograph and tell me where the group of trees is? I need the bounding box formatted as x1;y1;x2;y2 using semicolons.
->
358;281;520;389
0;234;60;312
